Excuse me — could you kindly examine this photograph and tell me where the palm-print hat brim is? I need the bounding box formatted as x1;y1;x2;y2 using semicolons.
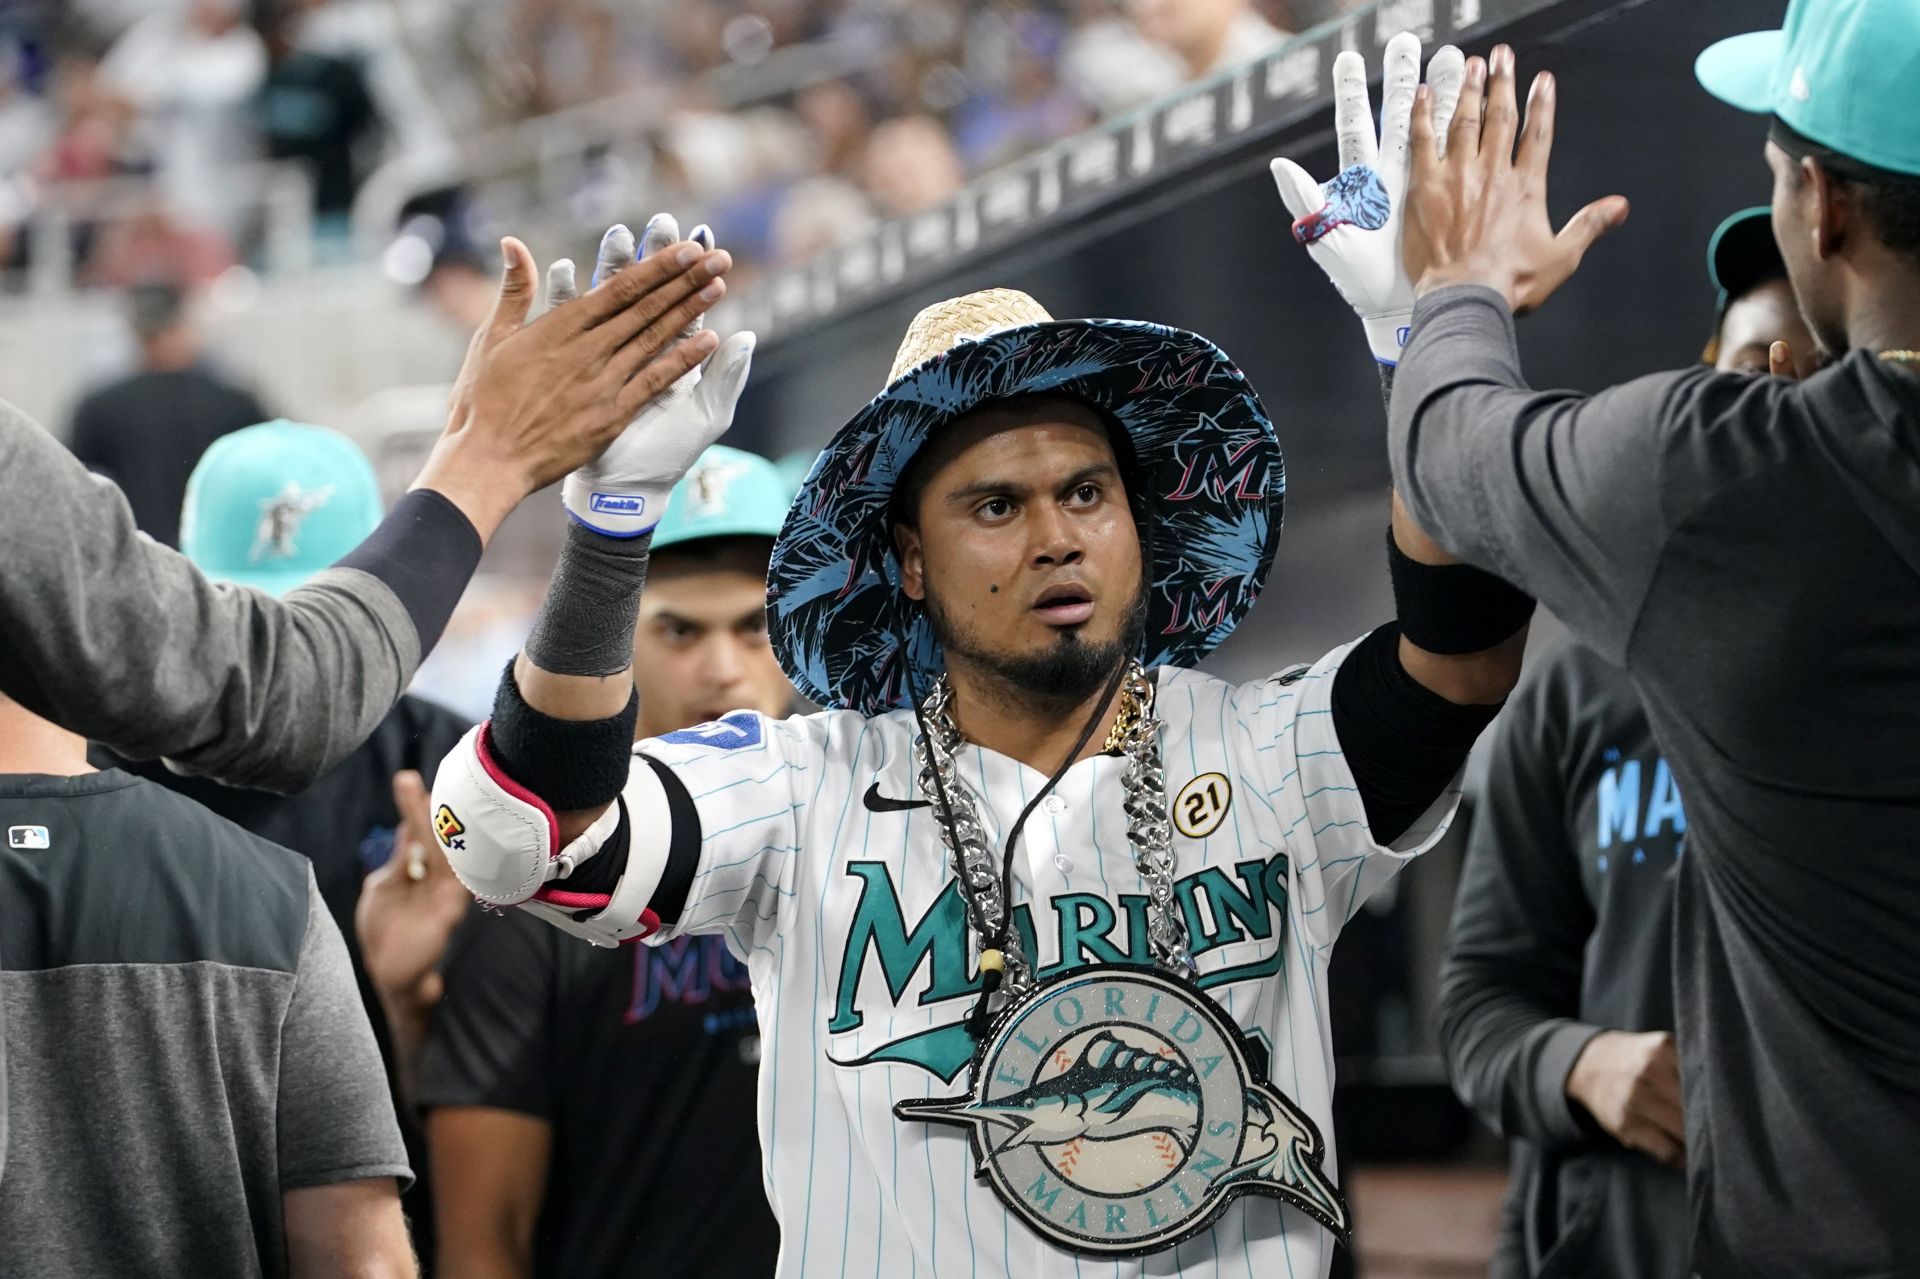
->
768;289;1285;717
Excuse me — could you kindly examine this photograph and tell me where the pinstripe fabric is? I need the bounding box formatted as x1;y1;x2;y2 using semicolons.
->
544;637;1460;1278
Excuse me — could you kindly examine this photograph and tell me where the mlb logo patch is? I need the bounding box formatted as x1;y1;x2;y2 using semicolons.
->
8;825;50;850
658;711;764;750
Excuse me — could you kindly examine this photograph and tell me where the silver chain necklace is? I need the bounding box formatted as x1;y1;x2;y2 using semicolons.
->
913;661;1195;1003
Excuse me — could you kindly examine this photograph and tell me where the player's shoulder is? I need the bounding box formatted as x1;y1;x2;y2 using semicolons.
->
634;702;912;769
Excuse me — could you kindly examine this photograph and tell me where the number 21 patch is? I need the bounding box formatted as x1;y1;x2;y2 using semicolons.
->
1173;773;1231;839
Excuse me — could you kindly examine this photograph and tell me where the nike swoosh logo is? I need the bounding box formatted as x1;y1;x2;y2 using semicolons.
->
863;782;932;813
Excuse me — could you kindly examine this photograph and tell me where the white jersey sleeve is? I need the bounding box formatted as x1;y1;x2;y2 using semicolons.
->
1228;637;1461;949
627;707;842;958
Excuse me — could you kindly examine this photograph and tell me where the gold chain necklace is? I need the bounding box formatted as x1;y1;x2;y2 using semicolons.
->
1879;350;1920;366
1102;670;1143;754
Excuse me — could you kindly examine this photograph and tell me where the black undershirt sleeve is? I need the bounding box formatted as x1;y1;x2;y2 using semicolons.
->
1331;622;1500;844
335;489;482;658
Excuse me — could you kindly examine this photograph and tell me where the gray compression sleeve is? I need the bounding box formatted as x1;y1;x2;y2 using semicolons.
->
523;523;653;676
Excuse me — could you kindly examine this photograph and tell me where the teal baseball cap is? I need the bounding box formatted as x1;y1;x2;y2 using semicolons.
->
650;444;792;553
180;420;384;596
1696;0;1920;177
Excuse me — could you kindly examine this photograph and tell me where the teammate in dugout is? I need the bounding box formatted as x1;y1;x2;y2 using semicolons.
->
1438;209;1816;1279
414;445;790;1279
1281;6;1920;1273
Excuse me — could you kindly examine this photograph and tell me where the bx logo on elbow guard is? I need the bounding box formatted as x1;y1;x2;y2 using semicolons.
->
590;493;645;515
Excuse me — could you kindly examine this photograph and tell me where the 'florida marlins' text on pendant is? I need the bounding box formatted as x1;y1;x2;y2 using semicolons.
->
896;965;1350;1257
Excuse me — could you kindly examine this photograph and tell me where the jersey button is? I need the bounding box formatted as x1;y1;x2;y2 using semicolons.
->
1043;795;1067;815
1052;854;1074;875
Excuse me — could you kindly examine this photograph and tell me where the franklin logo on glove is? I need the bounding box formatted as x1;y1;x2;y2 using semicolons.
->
590;494;645;515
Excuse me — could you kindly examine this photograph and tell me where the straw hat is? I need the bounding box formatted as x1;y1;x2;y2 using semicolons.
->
768;288;1285;716
885;288;1055;382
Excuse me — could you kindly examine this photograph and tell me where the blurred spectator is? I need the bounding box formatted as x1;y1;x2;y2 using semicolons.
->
420;241;500;333
12;0;1288;289
67;279;268;548
1129;0;1289;81
794;77;873;179
254;2;379;224
80;195;238;288
38;50;127;185
1058;8;1186;117
511;0;623;113
770;172;875;263
0;39;54;176
98;0;265;236
297;0;455;174
861;112;963;217
952;7;1090;169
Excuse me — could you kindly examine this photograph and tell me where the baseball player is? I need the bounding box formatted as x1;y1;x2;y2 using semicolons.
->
429;123;1532;1274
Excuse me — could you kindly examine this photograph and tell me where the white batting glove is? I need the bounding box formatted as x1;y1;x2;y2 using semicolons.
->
1269;34;1464;365
548;213;756;537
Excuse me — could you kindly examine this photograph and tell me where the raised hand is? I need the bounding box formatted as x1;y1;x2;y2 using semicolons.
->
412;234;733;543
547;214;757;538
1403;44;1630;316
1270;33;1465;364
355;769;473;1018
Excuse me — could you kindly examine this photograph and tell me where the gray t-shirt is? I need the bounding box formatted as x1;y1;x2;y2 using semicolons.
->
1392;286;1920;1277
0;770;412;1278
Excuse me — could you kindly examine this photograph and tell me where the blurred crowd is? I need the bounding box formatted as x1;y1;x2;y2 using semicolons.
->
0;0;1351;293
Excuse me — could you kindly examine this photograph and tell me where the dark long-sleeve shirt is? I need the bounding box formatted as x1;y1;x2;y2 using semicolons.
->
1440;642;1687;1278
68;365;269;548
1;398;480;794
1393;285;1920;1278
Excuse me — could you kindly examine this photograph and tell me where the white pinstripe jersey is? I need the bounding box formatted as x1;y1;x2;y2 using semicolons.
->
614;636;1459;1278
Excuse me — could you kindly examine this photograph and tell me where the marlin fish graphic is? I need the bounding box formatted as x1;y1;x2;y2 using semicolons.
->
911;1030;1202;1154
892;968;1353;1255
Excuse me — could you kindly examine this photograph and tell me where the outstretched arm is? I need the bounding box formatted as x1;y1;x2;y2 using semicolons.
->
432;216;757;947
489;217;753;845
0;235;730;793
1271;34;1530;840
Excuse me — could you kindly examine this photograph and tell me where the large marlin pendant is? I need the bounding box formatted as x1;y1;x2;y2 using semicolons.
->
895;964;1349;1258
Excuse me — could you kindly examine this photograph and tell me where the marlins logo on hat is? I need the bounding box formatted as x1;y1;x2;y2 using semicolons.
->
767;288;1284;717
650;444;792;553
180;420;384;596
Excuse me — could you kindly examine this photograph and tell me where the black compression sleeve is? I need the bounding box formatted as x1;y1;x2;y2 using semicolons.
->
1331;623;1500;844
334;489;482;657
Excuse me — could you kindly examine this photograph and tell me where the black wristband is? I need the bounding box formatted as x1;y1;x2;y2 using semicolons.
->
487;660;638;811
1385;529;1536;654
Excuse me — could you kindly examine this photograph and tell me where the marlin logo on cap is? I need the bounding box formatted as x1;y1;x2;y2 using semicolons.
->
687;455;751;518
251;482;334;563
